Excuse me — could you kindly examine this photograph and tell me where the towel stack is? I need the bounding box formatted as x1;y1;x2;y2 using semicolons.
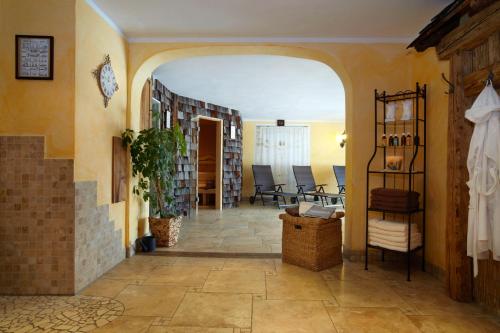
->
368;218;422;252
370;188;420;212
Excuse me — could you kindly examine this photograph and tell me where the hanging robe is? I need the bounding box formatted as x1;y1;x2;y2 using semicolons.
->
465;81;500;277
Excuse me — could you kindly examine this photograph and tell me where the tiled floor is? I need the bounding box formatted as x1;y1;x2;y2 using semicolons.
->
3;256;498;332
158;202;285;254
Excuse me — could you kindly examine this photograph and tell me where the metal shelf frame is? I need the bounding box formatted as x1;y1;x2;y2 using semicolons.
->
365;82;427;281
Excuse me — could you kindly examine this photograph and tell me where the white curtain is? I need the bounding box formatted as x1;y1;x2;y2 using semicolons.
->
255;126;310;192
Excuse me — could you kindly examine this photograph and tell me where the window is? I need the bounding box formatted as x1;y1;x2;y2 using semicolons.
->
255;125;310;192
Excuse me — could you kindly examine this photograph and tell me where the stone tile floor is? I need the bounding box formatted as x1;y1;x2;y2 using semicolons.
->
158;202;286;254
2;256;499;332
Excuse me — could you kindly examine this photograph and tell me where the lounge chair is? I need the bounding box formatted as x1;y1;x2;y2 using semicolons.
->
333;165;346;208
250;165;299;208
292;165;343;207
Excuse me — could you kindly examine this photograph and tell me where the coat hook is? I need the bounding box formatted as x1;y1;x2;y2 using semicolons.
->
441;73;455;94
485;70;494;85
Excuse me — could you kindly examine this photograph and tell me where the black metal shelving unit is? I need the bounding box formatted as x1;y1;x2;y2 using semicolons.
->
365;82;427;281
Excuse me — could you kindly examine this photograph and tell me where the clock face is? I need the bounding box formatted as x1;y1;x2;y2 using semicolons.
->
99;63;117;98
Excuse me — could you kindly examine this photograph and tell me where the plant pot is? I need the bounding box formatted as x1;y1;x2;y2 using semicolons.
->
148;216;182;247
139;235;156;252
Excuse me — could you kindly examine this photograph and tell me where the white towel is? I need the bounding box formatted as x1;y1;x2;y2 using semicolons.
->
368;219;418;233
368;225;420;237
369;235;422;252
369;234;422;246
368;229;420;243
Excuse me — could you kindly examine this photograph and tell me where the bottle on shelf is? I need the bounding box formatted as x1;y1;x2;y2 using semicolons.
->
394;134;399;146
381;133;387;146
401;133;407;146
388;134;394;146
406;133;412;146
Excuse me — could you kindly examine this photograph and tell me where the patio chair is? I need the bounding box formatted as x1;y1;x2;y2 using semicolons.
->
292;165;343;207
332;165;346;208
250;165;299;208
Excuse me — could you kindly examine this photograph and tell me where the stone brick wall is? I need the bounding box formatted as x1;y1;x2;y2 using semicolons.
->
74;181;124;292
153;80;243;215
0;136;75;295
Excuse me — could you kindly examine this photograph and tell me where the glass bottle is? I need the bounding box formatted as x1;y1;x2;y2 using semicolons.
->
394;134;399;146
401;132;406;146
382;133;387;146
388;134;394;146
406;133;412;146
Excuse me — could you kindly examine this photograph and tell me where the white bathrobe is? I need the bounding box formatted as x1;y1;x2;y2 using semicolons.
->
465;82;500;276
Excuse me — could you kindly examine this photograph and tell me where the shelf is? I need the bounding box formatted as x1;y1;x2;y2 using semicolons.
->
367;207;423;214
368;169;424;175
376;119;424;125
376;145;424;149
375;90;426;103
367;244;424;253
367;83;426;281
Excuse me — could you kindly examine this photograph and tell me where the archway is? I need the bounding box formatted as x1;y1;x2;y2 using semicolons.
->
127;45;354;254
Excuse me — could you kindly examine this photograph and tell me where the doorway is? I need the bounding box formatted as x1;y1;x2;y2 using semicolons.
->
196;117;223;211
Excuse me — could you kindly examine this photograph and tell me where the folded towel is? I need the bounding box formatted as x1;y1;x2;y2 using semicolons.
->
370;198;419;206
369;228;417;238
368;219;418;233
369;236;422;252
368;241;421;252
369;229;420;243
298;202;337;219
369;233;422;246
371;188;420;200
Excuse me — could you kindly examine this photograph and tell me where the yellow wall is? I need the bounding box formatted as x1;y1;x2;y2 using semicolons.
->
74;0;128;239
0;0;75;158
409;49;449;271
242;121;345;198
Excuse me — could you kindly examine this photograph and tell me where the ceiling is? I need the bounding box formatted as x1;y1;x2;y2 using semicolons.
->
91;0;451;42
153;55;345;121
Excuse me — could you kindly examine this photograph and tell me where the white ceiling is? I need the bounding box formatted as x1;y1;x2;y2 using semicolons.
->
153;55;345;121
90;0;451;42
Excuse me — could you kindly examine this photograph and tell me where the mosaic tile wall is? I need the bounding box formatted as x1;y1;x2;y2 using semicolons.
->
75;181;124;292
0;136;75;295
153;80;243;215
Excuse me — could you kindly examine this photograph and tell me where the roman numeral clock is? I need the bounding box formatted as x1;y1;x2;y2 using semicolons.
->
93;55;118;107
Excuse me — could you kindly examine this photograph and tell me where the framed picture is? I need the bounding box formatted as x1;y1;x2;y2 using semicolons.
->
15;35;54;80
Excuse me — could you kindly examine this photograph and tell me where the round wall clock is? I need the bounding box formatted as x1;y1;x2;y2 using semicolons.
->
92;55;119;108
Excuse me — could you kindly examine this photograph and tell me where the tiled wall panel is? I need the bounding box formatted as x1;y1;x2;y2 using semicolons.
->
153;80;243;215
0;136;75;295
75;181;124;292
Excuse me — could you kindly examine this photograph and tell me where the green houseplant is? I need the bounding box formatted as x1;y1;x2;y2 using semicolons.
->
122;124;186;247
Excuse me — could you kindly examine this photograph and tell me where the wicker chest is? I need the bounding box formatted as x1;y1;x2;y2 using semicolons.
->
279;212;343;271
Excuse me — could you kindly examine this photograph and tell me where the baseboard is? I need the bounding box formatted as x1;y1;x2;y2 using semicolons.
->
140;251;282;259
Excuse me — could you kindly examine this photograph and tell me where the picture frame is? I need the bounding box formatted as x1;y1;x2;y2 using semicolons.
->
15;35;54;80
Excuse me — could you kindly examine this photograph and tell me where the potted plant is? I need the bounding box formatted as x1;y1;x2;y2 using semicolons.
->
122;123;186;247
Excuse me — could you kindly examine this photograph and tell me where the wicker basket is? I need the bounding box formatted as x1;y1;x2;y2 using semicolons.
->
279;212;342;271
149;216;182;247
